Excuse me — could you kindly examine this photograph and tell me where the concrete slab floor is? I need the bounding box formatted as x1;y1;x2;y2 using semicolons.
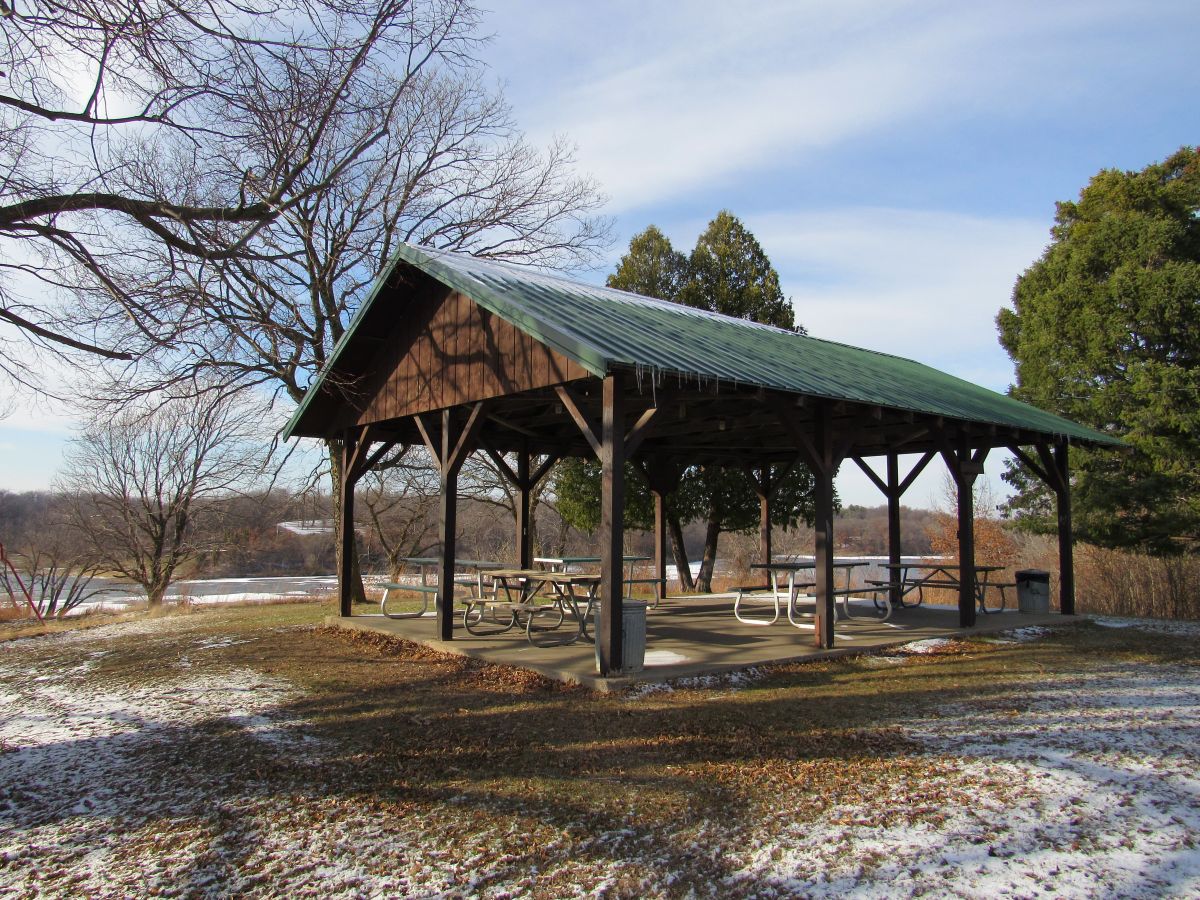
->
328;594;1076;692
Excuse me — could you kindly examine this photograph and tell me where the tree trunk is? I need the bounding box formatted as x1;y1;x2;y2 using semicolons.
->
327;437;367;606
146;577;169;608
666;510;695;592
694;513;722;593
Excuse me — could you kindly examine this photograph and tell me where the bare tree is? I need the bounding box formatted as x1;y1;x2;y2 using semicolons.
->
58;393;267;605
0;0;480;394
72;9;610;600
360;448;442;577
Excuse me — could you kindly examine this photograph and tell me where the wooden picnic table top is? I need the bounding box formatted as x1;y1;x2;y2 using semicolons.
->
881;562;1004;572
533;555;650;566
751;560;870;571
395;557;504;569
489;568;601;584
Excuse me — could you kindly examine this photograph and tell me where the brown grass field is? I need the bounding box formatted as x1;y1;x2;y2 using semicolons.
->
0;600;1197;897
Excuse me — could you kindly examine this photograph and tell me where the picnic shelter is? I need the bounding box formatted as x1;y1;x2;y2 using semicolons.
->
284;243;1123;677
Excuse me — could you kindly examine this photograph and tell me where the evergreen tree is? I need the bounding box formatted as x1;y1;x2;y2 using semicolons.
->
679;211;800;331
556;215;817;592
997;147;1200;553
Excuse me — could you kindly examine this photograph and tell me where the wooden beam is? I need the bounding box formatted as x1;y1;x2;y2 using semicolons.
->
481;439;519;486
776;405;821;473
446;402;486;475
1034;442;1068;495
851;455;890;496
897;451;936;495
769;457;798;496
758;466;772;566
653;490;667;604
436;464;458;641
624;406;659;457
342;423;378;484
948;436;979;629
359;438;400;477
485;414;546;440
413;413;440;470
530;453;561;487
598;372;626;675
556;385;602;458
1009;444;1053;487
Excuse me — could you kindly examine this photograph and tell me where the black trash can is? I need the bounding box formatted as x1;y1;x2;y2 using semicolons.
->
1016;569;1051;614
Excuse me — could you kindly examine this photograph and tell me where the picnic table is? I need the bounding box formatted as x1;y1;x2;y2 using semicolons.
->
380;557;503;619
466;568;601;646
535;555;662;605
742;560;890;627
874;562;1011;614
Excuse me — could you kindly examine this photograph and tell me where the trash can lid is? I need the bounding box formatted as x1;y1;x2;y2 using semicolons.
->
1015;568;1051;578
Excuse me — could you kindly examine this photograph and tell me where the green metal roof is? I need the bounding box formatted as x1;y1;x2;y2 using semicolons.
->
286;242;1122;447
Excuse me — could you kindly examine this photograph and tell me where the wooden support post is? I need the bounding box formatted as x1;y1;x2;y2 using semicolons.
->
641;457;681;604
1054;440;1075;615
598;373;626;675
956;450;976;629
812;404;836;649
1021;440;1076;616
939;437;986;629
757;466;772;566
437;465;458;640
516;446;532;569
338;435;359;618
653;489;667;604
417;403;486;641
437;409;458;642
852;449;934;610
886;451;902;608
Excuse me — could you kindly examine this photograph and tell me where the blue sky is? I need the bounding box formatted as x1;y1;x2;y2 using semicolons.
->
1;0;1197;508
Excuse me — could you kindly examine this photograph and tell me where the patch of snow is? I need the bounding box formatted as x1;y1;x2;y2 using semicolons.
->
859;654;905;667
191;636;258;651
0;617;326;896
728;660;1200;898
643;650;689;666
1004;625;1053;642
898;637;954;654
624;666;766;700
1091;615;1200;638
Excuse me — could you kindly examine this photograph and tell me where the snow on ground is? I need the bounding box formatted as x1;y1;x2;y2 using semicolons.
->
0;619;326;896
1;615;1198;897
1092;615;1200;639
728;658;1200;898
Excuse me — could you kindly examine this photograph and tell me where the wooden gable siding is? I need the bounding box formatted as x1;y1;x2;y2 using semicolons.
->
356;289;592;425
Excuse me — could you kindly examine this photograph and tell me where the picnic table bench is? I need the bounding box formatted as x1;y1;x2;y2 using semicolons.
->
464;568;599;646
380;557;503;620
739;561;893;628
380;582;439;619
872;563;1013;614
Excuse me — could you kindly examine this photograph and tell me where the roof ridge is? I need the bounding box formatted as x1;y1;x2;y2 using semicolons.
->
406;243;949;367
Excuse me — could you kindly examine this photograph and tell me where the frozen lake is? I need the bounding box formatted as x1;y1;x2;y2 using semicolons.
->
40;556;947;615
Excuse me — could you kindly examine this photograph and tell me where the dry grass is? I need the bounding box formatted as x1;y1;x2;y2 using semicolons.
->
1;600;1197;897
994;534;1200;621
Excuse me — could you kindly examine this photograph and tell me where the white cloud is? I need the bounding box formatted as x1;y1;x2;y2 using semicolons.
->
502;0;1138;212
747;207;1048;391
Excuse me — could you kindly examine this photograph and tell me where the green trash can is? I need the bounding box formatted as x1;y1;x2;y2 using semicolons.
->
594;600;648;674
